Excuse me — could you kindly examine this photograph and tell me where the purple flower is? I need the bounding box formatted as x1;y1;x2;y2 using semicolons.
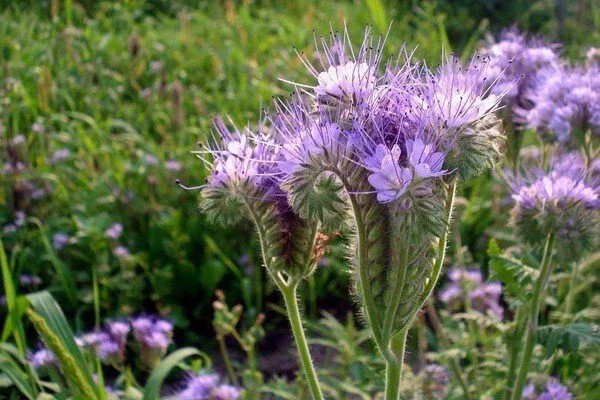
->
50;149;71;164
212;384;242;400
29;347;58;370
365;144;413;203
144;154;159;165
519;64;600;143
315;61;377;105
19;274;42;288
105;223;123;239
522;384;537;400
421;364;450;397
11;135;25;146
165;160;182;171
439;267;504;319
481;29;559;108
179;373;220;400
538;380;572;400
53;233;70;250
523;379;573;400
114;246;130;258
131;315;173;368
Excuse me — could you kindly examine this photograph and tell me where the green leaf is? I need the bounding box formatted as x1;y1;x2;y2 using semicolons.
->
0;355;37;400
537;323;600;358
488;239;534;301
142;347;203;400
364;0;388;34
0;240;29;365
27;291;98;399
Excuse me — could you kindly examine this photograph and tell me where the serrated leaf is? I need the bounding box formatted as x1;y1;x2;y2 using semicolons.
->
537;323;600;359
488;239;534;301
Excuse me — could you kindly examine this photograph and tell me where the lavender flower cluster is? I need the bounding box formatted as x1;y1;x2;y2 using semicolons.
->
439;268;504;319
522;379;573;400
178;373;241;400
28;314;172;371
419;363;450;398
509;152;599;258
481;29;559;109
196;28;506;241
483;29;599;144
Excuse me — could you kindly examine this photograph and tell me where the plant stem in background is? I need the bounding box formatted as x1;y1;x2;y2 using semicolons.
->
565;261;580;314
504;308;527;400
217;336;239;386
425;299;471;400
510;231;556;400
280;283;324;400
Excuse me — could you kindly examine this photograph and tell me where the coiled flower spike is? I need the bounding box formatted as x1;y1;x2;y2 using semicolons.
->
271;27;506;399
190;116;324;399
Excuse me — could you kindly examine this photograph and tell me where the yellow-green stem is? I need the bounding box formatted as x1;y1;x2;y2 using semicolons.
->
385;329;408;400
510;231;556;400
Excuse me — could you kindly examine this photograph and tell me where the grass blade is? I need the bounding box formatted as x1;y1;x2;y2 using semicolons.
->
27;291;99;399
142;347;203;400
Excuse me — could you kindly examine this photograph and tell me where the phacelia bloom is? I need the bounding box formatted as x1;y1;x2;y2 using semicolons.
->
538;380;573;400
179;373;220;400
519;64;600;143
211;384;242;400
11;134;25;146
19;274;42;288
523;379;573;400
315;61;377;105
481;29;559;109
106;223;123;239
53;232;70;250
509;151;599;259
165;160;182;171
49;148;71;164
439;267;504;319
29;347;58;370
114;246;130;258
144;154;159;165
131;315;173;368
420;364;450;398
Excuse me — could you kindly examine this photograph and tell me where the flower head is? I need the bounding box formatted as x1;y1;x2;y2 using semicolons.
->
178;373;220;400
519;64;600;143
439;267;504;319
29;347;58;370
420;364;450;398
481;29;559;108
509;152;599;258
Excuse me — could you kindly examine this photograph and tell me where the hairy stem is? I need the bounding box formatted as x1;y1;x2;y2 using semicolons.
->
385;329;408;400
281;283;324;400
510;231;556;400
564;261;580;314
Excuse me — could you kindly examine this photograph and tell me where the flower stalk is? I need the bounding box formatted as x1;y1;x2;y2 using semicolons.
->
510;230;556;400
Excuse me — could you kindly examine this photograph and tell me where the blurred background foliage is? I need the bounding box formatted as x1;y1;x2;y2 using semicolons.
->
0;0;598;354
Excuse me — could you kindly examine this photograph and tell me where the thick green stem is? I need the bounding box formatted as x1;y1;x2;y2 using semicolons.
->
510;231;556;400
385;362;402;400
281;284;324;400
385;329;408;400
